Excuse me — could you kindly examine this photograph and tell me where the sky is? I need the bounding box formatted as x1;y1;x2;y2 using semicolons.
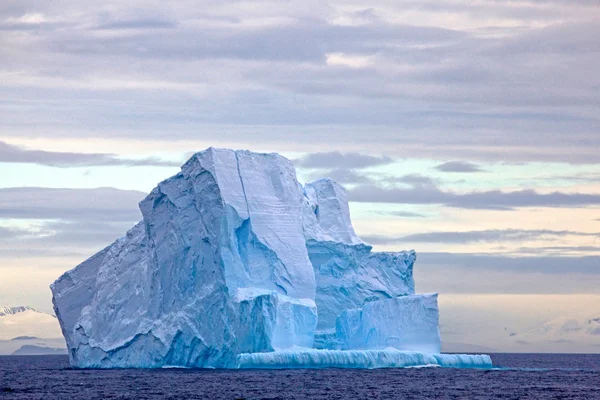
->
0;0;599;352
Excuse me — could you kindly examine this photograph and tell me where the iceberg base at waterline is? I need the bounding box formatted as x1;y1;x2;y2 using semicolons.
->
237;348;493;369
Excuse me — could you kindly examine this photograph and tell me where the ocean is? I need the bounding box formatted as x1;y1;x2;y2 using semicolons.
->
0;353;599;399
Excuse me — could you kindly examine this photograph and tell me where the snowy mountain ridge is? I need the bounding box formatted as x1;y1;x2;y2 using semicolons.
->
0;306;38;317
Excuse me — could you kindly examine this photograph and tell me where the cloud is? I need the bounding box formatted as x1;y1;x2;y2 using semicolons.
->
31;220;135;246
307;168;374;185
0;220;136;258
0;187;145;258
347;184;600;210
435;161;484;173
371;210;426;218
48;16;466;63
296;152;403;185
94;18;177;30
294;152;394;169
395;174;437;188
0;13;68;31
0;226;33;239
0;141;179;168
363;229;600;245
0;187;145;222
417;252;600;275
417;263;600;294
516;246;600;254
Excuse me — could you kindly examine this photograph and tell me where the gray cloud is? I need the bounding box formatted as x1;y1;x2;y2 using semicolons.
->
0;226;33;239
347;184;600;210
95;18;178;30
297;153;404;185
417;266;600;295
371;210;426;218
307;168;374;185
415;257;600;294
418;252;600;275
0;21;66;31
0;220;135;259
295;152;394;169
0;187;145;222
395;174;437;188
0;141;179;168
363;229;600;245
517;246;600;254
435;161;484;173
50;17;466;63
32;220;134;246
0;187;145;258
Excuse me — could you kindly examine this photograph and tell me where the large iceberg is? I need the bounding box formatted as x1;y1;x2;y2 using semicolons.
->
51;148;491;369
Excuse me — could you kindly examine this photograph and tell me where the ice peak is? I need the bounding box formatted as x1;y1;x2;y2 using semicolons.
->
303;178;364;246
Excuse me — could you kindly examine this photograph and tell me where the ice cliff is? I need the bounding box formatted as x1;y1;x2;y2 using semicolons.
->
51;148;491;369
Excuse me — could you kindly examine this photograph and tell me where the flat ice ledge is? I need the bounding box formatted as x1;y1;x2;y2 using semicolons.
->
236;348;492;369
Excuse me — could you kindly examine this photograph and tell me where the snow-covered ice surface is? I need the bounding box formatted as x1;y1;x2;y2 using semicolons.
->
51;148;491;369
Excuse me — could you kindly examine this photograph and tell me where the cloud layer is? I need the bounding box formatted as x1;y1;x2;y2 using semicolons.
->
435;161;484;173
0;141;177;167
363;229;600;245
347;185;600;210
0;187;145;221
294;151;393;169
1;1;599;162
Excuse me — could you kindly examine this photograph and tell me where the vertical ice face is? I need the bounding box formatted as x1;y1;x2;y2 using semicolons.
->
336;294;441;354
302;179;363;245
181;149;316;300
233;288;317;353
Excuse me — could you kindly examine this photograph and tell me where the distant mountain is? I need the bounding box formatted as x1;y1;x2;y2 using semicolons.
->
12;345;68;356
507;311;600;353
11;336;39;341
0;305;65;355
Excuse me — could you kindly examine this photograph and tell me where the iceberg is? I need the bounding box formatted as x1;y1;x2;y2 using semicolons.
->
51;148;491;369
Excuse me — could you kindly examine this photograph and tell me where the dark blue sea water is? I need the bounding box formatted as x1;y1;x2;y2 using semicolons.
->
0;353;599;399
